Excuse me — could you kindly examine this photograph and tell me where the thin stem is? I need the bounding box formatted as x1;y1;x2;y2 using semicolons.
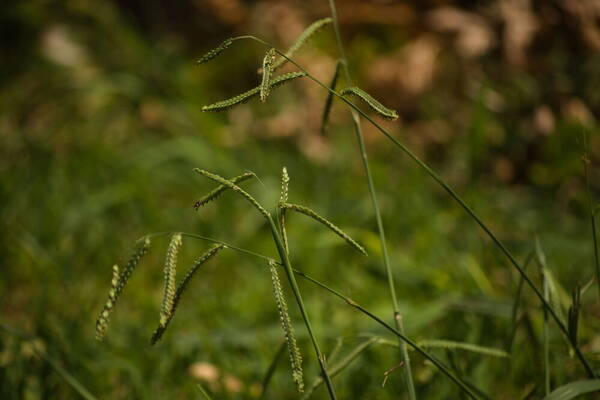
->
267;215;338;399
291;269;480;399
143;233;480;394
326;1;416;398
140;231;274;263
230;35;595;377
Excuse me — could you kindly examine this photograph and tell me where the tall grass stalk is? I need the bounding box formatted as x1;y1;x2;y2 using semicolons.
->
228;36;595;378
148;230;478;398
327;1;417;397
194;169;339;399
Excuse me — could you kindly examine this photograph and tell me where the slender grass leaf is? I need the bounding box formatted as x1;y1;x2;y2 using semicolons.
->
543;380;600;400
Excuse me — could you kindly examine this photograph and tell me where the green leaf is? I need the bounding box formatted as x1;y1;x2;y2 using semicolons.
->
543;380;600;400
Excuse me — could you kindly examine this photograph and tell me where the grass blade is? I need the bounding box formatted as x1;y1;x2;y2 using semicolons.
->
1;323;98;400
507;250;534;351
301;338;377;399
416;340;509;358
260;340;287;400
543;380;600;400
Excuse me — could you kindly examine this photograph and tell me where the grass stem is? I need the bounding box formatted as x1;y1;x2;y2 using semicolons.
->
327;1;417;397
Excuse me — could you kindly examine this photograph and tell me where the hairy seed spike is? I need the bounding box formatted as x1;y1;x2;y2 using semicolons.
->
280;167;289;204
282;203;367;255
340;87;399;121
193;169;270;218
269;261;304;392
271;18;333;71
95;238;151;340
151;244;225;345
160;234;182;327
202;72;307;112
279;167;290;254
197;38;234;65
260;49;276;102
321;60;342;135
194;172;254;210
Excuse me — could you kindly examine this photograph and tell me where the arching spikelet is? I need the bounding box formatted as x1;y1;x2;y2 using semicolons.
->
194;172;254;210
269;261;304;392
321;60;342;134
260;48;276;102
278;167;290;254
197;38;234;65
151;244;225;345
340;87;399;120
282;203;367;256
95;238;151;340
193;169;270;218
271;18;333;71
202;72;306;112
160;234;182;327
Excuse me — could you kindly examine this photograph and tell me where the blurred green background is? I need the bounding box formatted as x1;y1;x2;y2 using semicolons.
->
2;0;600;398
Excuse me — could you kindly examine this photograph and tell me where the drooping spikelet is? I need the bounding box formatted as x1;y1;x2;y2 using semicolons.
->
95;238;151;340
269;261;304;392
340;86;399;120
281;203;367;256
260;48;276;102
271;18;333;71
197;38;234;65
193;169;270;218
194;172;254;210
279;167;290;254
151;244;225;345
160;234;182;327
202;72;306;112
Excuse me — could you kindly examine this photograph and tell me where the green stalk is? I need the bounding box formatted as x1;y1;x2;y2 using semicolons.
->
232;37;594;377
267;215;338;400
326;1;416;397
162;232;479;396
